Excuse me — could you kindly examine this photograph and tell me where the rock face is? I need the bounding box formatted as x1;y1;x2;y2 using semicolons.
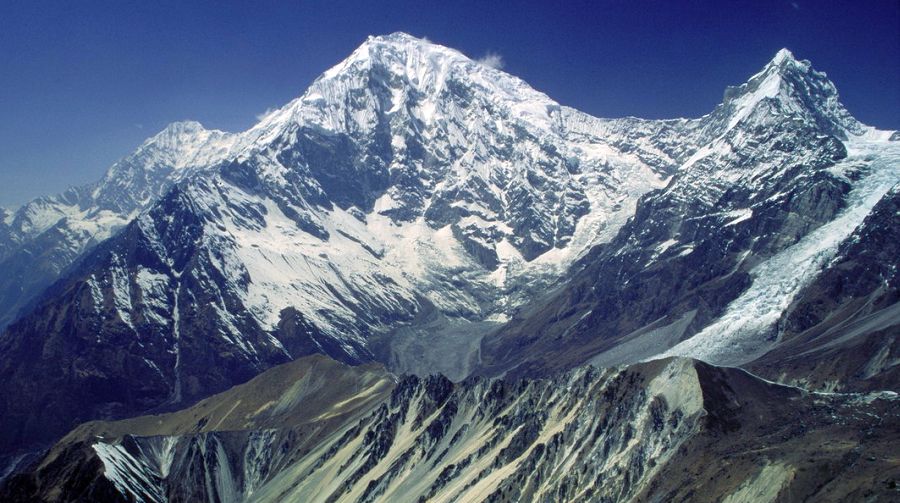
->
0;34;897;487
0;355;395;502
4;356;897;502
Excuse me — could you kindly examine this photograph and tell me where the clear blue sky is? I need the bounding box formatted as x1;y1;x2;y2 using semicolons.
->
1;0;897;207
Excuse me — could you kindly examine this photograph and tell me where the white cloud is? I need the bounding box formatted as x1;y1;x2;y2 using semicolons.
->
256;107;276;121
476;52;504;70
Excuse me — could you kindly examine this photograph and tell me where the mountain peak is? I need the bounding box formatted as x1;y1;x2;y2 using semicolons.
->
719;48;862;136
367;31;429;45
317;32;469;80
160;120;207;134
361;32;457;55
740;49;809;94
757;47;817;83
97;120;235;194
248;32;557;145
770;47;797;66
141;120;212;150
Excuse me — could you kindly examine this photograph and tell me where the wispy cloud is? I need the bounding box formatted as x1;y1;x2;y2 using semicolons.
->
476;52;504;70
256;107;276;121
790;1;800;10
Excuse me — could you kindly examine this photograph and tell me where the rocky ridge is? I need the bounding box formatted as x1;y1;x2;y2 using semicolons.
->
3;355;896;502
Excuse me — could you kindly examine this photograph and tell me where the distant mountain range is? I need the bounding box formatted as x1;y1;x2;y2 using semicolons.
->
0;33;897;502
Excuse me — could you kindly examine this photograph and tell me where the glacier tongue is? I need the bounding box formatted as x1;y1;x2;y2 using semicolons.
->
660;130;900;365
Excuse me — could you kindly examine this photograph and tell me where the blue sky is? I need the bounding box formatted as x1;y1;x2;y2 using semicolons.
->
1;0;897;207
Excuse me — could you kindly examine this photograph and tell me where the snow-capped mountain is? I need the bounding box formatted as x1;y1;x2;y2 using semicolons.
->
0;33;693;454
0;121;237;329
0;33;695;338
0;33;896;468
478;49;899;382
